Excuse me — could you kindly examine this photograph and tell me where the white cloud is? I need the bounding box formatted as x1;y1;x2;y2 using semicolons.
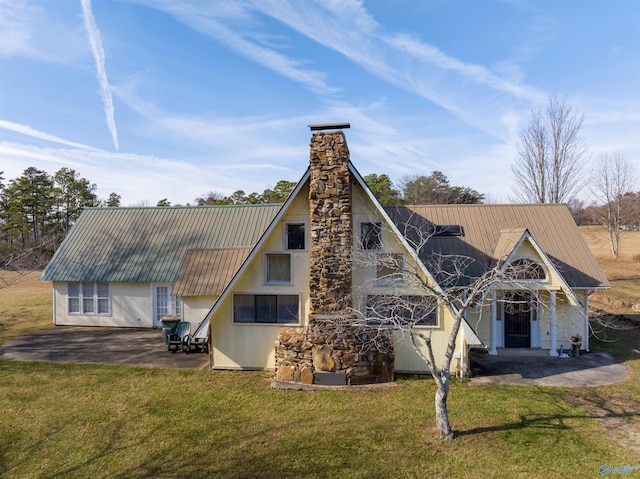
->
81;0;119;151
0;120;100;151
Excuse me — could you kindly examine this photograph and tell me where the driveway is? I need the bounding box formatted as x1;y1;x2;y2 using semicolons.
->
0;326;209;369
469;348;629;387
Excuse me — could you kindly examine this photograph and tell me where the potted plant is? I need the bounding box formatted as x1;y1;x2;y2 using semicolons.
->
570;334;582;357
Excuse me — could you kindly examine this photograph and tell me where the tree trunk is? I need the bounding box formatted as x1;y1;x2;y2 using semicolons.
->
435;383;455;440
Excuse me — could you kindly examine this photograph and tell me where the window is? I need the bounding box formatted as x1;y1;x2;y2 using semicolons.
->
265;253;292;284
285;222;305;250
68;282;110;315
366;295;438;326
233;294;299;324
375;253;404;285
360;221;382;250
505;258;546;280
428;224;464;237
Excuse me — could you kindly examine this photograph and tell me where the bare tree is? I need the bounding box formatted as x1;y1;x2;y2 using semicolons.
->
590;152;638;258
512;95;587;203
327;217;548;439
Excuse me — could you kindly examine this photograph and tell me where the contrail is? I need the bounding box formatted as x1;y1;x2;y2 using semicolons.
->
80;0;119;151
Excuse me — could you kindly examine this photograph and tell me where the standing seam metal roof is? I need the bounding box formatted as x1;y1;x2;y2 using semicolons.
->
41;205;281;283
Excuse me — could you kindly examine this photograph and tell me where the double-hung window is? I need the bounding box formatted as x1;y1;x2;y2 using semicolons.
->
233;294;299;324
68;282;110;315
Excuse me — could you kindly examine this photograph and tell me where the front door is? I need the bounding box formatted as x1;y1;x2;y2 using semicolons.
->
504;292;531;348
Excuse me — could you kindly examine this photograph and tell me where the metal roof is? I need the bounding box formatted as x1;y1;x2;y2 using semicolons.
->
41;205;281;283
173;247;252;297
385;204;609;289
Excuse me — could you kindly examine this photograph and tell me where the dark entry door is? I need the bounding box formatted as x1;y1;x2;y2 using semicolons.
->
504;292;531;348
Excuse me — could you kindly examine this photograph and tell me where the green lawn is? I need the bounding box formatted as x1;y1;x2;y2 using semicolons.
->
1;274;639;478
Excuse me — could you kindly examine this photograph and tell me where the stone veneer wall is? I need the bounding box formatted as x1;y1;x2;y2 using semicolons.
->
274;130;394;386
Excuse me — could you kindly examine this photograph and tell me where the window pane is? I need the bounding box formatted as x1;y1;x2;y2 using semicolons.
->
361;222;382;250
277;295;299;323
97;299;109;314
156;287;169;317
174;296;182;316
68;282;79;297
83;298;95;313
234;295;255;323
97;283;109;298
286;223;305;250
82;282;95;297
255;296;277;323
68;298;80;313
267;254;291;283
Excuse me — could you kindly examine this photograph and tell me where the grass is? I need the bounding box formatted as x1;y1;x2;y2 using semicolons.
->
1;228;639;477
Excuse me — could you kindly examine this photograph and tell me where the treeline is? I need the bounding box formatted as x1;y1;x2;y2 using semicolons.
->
0;167;111;269
364;171;484;206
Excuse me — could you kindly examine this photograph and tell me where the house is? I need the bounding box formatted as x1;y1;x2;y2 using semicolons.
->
41;125;609;385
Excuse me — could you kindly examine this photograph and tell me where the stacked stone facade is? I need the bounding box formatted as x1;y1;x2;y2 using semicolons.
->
274;130;394;386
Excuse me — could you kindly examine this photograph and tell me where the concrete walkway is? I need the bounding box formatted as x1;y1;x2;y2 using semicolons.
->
469;348;629;387
0;326;209;369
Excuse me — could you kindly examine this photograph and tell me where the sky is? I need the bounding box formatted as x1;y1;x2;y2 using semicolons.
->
1;0;639;206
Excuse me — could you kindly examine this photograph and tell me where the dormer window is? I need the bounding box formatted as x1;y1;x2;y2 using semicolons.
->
360;221;382;250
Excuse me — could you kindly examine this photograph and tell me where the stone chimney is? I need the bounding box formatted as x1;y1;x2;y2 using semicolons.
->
274;125;394;387
308;130;353;315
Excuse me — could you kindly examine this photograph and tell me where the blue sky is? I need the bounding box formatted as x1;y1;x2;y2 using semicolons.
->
1;0;639;206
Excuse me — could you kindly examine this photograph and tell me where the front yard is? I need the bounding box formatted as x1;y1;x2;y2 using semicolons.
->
1;271;639;477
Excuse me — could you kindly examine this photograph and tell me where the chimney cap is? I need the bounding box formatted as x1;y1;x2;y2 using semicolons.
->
308;122;350;131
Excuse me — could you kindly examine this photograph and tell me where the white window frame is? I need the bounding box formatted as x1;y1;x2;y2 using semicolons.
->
283;221;306;251
232;293;300;324
264;252;292;285
359;220;383;251
67;281;111;315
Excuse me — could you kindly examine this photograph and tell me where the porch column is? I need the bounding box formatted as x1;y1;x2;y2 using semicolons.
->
584;293;590;352
549;291;558;357
489;291;498;355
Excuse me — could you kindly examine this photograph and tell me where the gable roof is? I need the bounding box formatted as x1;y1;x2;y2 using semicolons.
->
41;205;281;283
385;204;609;289
173;247;252;297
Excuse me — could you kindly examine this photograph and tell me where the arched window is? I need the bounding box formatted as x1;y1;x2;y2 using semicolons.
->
505;258;546;280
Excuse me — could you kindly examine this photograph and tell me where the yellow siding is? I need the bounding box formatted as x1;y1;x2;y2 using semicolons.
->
209;184;311;369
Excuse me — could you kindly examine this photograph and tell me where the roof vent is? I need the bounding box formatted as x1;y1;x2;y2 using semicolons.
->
429;224;464;237
308;122;351;131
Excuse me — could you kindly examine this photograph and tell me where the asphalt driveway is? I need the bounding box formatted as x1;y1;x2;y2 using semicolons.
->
0;326;209;369
0;327;630;385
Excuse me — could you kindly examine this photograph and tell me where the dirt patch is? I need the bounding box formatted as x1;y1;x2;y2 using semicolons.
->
565;391;640;455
